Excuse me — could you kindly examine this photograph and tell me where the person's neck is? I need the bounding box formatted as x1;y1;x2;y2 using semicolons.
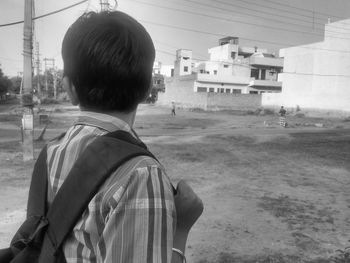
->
80;106;137;127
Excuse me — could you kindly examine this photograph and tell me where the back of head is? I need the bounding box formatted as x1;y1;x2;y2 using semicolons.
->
62;11;155;112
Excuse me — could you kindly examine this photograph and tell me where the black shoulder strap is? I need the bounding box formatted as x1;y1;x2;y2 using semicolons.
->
40;130;155;261
27;145;48;218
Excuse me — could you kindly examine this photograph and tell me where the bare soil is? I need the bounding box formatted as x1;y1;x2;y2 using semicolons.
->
1;102;350;262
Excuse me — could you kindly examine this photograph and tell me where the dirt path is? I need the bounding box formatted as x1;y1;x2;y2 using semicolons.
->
1;104;350;262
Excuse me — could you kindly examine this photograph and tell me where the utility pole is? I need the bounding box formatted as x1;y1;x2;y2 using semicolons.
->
100;0;110;11
53;68;57;99
43;58;55;97
22;0;34;161
35;41;41;98
99;0;118;11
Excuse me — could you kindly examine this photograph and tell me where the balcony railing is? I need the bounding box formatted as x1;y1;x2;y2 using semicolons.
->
249;57;283;68
196;73;251;85
249;79;282;88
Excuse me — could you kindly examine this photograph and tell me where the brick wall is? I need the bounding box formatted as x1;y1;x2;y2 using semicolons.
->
157;75;262;111
157;75;208;109
207;93;261;111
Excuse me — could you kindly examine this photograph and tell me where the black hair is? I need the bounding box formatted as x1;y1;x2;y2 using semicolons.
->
62;11;155;112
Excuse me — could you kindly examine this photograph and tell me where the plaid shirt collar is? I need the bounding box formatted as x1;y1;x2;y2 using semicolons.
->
74;111;133;134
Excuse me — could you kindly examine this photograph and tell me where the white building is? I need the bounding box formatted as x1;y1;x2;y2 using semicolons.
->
160;64;174;77
172;37;283;94
153;61;174;77
263;19;350;113
174;49;193;77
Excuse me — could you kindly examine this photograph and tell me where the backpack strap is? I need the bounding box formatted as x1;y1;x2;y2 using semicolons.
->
27;145;48;218
39;130;155;261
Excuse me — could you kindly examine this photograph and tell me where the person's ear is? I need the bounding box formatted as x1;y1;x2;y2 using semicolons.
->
63;76;79;105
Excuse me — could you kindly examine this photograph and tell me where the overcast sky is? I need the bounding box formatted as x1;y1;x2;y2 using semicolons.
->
1;0;350;76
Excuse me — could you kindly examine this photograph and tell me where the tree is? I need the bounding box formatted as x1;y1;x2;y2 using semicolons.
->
0;67;12;95
10;76;22;94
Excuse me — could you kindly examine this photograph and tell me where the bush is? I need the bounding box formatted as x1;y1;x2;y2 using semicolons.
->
40;98;59;105
295;113;305;118
262;108;275;115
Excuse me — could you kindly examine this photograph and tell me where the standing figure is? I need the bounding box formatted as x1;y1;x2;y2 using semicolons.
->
279;106;287;127
171;101;176;116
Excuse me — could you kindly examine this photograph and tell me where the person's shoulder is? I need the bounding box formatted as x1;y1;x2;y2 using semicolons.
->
98;155;174;211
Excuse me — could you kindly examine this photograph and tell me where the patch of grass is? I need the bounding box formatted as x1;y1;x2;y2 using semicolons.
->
197;252;331;263
257;195;336;231
40;98;60;105
0;114;21;122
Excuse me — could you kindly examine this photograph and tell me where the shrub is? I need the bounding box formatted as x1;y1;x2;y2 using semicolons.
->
40;98;59;105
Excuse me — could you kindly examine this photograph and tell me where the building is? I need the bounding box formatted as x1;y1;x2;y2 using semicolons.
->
153;61;174;77
262;18;350;114
174;49;193;77
157;37;283;110
172;37;283;95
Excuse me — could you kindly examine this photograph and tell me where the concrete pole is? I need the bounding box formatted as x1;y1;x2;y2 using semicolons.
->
100;0;110;11
22;0;34;161
35;42;41;99
53;69;57;100
44;59;48;94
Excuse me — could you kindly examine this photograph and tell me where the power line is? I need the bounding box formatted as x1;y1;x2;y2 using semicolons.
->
0;0;88;28
131;0;350;42
186;0;322;31
262;0;350;22
140;18;350;54
282;71;350;78
209;0;350;34
225;0;350;31
228;0;329;23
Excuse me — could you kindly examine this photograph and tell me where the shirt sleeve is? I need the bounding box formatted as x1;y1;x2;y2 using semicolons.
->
97;164;176;263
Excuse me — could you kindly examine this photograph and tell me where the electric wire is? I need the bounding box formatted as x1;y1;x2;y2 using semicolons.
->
262;0;350;22
131;0;350;42
216;0;350;31
141;18;350;54
191;0;350;36
0;0;89;28
189;0;349;34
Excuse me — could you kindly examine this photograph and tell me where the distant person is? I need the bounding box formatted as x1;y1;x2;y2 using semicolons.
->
2;11;203;263
171;101;176;116
279;106;287;127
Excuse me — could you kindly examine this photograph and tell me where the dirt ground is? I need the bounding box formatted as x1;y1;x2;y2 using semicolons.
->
1;102;350;262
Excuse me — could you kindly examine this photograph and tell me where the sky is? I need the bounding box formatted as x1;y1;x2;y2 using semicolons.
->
1;0;350;77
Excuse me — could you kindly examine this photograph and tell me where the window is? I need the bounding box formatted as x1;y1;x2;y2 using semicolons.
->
223;64;229;68
249;91;258;94
214;70;217;75
197;87;207;92
184;66;188;72
209;88;215;92
232;89;241;94
251;69;259;79
206;71;210;74
171;69;174;77
200;69;204;73
225;89;231;93
261;69;266;80
219;88;225;93
231;52;236;60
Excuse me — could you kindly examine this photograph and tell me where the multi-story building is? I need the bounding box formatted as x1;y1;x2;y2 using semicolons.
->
172;37;283;95
262;18;350;113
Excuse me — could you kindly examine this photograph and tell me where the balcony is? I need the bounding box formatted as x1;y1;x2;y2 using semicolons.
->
249;79;282;90
196;73;251;85
249;57;283;68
